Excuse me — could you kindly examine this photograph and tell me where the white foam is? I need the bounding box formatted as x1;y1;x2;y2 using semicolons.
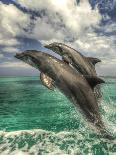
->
0;128;115;155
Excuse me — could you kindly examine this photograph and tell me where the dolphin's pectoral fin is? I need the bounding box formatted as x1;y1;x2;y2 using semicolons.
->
84;75;105;89
86;57;101;66
40;73;54;90
62;55;70;64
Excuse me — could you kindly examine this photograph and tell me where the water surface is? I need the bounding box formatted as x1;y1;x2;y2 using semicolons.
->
0;76;115;154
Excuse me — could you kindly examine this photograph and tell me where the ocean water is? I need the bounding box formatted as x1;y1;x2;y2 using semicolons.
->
0;76;115;155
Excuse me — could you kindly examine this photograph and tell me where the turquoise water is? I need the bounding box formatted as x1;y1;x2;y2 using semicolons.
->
0;76;115;155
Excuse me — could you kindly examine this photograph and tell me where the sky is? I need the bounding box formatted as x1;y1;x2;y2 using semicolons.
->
0;0;116;76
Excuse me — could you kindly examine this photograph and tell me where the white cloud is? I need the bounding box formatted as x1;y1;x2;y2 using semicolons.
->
0;61;32;68
0;38;20;46
17;0;53;10
103;22;116;33
0;0;100;51
96;63;116;76
0;54;4;59
16;0;116;65
0;0;115;75
0;2;30;36
31;0;102;42
0;2;30;48
72;31;116;60
2;47;19;53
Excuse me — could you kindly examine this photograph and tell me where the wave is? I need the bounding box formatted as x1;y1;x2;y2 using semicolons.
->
0;77;115;154
0;127;115;155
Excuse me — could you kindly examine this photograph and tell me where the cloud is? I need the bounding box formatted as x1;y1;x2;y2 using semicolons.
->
27;0;102;43
0;61;32;68
1;0;102;51
103;22;116;33
0;1;30;53
0;54;4;59
16;0;116;63
2;47;19;53
0;2;30;37
96;63;116;76
0;38;20;46
0;0;115;76
72;31;116;60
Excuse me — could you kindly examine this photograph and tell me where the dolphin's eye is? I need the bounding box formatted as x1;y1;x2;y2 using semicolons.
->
54;46;58;51
68;55;73;62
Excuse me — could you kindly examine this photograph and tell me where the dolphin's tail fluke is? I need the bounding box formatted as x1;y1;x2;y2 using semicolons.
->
95;119;115;140
99;129;115;140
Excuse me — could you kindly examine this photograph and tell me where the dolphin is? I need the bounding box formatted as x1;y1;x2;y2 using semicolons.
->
15;50;112;139
44;42;102;99
44;42;101;76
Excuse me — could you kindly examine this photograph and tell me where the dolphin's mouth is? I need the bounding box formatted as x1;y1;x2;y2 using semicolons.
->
44;45;53;51
15;53;22;59
44;44;62;56
44;45;50;49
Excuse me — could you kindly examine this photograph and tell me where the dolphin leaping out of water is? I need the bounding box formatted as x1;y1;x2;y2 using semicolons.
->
14;50;113;139
44;42;102;99
44;42;101;76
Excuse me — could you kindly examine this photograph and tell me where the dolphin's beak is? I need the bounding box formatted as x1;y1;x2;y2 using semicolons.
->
15;53;21;59
44;44;53;50
44;44;51;49
15;53;25;60
97;59;101;63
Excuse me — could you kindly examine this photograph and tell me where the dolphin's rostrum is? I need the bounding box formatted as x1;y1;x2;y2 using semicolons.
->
14;50;113;139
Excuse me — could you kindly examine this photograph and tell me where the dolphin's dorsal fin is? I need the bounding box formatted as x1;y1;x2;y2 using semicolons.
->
84;76;105;89
40;73;54;90
87;57;101;66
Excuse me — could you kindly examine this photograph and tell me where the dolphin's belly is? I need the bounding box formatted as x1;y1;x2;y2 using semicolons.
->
56;77;101;124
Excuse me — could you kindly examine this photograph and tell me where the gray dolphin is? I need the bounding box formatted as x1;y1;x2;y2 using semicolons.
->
44;42;100;76
15;50;112;139
44;42;102;99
